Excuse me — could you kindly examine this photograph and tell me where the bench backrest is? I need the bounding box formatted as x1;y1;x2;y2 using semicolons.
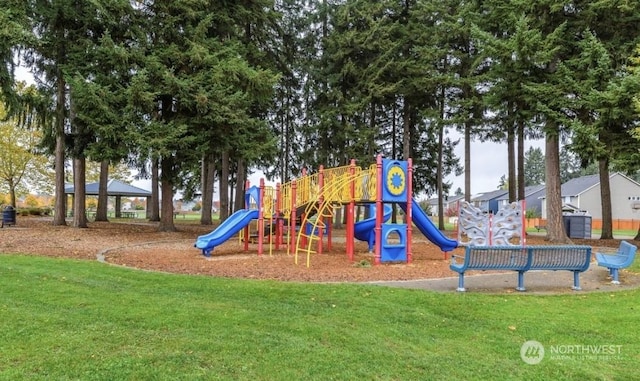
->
527;246;591;271
618;241;638;267
464;246;530;270
464;245;591;271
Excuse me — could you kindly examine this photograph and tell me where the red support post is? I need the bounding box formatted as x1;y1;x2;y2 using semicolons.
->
375;155;383;265
258;178;265;256
325;167;332;251
244;180;250;252
275;183;282;249
317;165;324;255
290;180;297;249
347;159;356;261
521;199;527;247
406;158;413;264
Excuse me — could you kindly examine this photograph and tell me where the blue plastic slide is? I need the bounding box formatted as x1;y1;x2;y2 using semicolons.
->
195;209;259;256
354;204;393;251
399;199;458;252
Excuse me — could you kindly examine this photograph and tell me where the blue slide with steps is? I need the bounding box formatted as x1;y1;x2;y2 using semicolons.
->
195;208;259;256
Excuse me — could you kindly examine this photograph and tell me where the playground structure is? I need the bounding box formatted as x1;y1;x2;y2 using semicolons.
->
195;155;459;266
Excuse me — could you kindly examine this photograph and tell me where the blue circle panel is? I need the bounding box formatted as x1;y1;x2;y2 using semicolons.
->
382;159;408;202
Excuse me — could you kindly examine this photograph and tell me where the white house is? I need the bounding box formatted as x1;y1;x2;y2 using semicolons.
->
540;172;640;219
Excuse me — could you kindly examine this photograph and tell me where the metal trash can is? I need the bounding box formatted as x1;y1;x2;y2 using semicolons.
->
2;205;16;228
562;214;592;239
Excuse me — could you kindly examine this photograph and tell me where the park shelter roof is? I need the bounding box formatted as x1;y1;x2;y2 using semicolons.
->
64;179;151;197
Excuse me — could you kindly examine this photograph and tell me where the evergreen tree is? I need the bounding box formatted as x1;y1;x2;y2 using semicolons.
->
515;0;591;243
474;8;545;202
22;0;87;225
130;0;278;231
0;2;28;110
524;147;545;186
553;2;640;239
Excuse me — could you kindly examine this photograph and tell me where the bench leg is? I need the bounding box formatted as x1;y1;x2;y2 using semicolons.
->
457;273;466;292
516;272;526;292
610;268;620;285
572;271;582;291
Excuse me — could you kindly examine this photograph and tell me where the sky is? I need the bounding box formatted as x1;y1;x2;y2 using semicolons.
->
444;131;545;196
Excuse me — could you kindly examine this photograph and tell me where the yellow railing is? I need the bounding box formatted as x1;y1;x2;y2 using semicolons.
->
274;163;380;266
294;167;378;267
280;164;377;214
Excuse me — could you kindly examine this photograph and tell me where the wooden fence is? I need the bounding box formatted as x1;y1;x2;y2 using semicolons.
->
525;218;640;231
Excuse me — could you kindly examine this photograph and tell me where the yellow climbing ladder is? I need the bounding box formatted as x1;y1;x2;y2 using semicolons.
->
294;166;377;267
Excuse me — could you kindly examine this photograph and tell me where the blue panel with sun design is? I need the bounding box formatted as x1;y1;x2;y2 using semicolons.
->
382;159;408;202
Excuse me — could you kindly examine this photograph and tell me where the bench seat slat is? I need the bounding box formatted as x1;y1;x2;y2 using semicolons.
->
595;253;627;267
596;241;638;284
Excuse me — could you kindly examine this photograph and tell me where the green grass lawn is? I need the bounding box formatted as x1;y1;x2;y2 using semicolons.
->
1;255;638;380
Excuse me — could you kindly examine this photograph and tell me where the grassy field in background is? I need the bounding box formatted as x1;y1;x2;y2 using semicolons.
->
1;254;639;380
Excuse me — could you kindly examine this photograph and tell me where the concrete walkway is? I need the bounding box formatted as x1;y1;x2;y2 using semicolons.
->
368;265;640;294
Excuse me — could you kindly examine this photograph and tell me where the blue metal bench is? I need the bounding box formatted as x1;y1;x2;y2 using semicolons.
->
450;245;592;292
595;241;637;284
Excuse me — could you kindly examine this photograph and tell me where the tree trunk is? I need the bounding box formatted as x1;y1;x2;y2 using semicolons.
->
400;98;412;224
149;158;160;221
158;157;176;232
52;75;67;226
95;160;109;221
200;153;214;225
545;130;570;243
437;120;445;230
517;119;525;202
280;108;288;182
464;122;471;202
599;158;613;239
219;150;230;221
234;157;246;212
72;157;88;228
8;182;16;208
507;121;516;203
437;84;446;230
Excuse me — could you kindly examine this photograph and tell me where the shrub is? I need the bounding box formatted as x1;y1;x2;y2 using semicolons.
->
525;208;540;218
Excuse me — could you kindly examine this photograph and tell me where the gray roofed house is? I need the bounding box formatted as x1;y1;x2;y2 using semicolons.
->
496;184;546;217
540;172;640;219
470;189;509;214
561;174;601;197
424;194;465;216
